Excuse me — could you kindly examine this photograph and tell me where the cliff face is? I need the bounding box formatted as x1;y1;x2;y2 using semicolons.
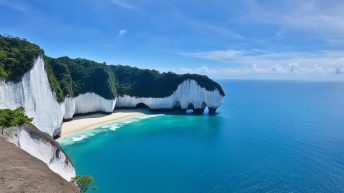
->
116;79;223;112
0;136;78;193
61;93;116;120
0;57;224;138
3;124;75;181
0;57;117;136
0;57;64;137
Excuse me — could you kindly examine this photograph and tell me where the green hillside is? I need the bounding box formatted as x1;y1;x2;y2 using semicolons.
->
110;65;225;97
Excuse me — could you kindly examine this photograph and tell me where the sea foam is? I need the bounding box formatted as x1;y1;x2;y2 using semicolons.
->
59;114;162;146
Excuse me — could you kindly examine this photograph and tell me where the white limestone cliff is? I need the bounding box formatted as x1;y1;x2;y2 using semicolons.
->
61;93;116;120
116;79;224;111
4;124;75;181
0;57;64;137
0;57;116;136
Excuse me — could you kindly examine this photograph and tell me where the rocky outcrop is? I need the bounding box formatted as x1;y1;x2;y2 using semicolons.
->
61;93;116;120
0;136;78;193
0;57;64;137
116;79;224;113
3;124;75;181
0;57;116;137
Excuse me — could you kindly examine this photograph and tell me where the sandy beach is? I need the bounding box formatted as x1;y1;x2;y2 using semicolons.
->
60;109;148;138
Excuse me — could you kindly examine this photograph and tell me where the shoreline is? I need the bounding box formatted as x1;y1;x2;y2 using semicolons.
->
60;109;149;138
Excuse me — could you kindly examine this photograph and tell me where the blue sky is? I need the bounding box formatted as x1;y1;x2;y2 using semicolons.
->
1;0;344;80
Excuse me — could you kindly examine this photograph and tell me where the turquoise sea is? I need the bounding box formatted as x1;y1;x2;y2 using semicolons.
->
59;80;344;193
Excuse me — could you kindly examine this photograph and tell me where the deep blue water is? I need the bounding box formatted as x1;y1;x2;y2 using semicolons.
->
60;80;344;193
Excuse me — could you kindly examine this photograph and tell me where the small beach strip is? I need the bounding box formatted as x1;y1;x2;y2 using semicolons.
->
60;109;148;138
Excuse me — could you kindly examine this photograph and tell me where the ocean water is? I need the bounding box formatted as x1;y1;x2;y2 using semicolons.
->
60;80;344;193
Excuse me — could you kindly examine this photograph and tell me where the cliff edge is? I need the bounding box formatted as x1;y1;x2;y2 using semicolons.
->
2;124;76;181
0;136;78;193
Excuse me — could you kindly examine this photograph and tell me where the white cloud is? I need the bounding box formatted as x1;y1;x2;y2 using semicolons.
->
118;29;128;37
178;48;344;79
109;0;134;9
178;64;341;79
288;63;300;73
0;0;27;13
335;67;342;74
245;0;344;42
334;58;344;74
181;49;243;60
271;64;287;73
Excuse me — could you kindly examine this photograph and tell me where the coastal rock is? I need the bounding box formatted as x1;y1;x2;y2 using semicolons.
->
0;57;64;137
0;136;78;193
61;93;116;120
0;57;116;137
116;79;224;111
3;124;76;181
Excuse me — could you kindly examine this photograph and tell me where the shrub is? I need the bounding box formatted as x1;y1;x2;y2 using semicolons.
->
0;107;33;135
0;35;42;82
71;175;97;193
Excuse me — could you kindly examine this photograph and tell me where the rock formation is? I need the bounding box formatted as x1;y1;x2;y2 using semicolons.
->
0;135;78;193
3;124;75;181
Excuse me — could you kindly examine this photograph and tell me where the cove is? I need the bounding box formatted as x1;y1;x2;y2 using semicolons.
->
60;80;344;193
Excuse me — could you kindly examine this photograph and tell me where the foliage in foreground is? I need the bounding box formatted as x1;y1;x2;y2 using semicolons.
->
71;175;97;193
0;107;33;135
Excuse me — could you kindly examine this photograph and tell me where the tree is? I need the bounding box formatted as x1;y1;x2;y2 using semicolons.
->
0;107;32;135
0;35;43;82
71;175;97;193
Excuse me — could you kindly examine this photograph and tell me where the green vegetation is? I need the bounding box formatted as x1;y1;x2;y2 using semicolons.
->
0;35;42;82
0;35;224;103
48;56;117;100
0;35;65;102
44;56;65;102
0;107;33;135
0;36;43;82
71;175;97;193
0;63;7;78
0;35;118;102
110;65;225;97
